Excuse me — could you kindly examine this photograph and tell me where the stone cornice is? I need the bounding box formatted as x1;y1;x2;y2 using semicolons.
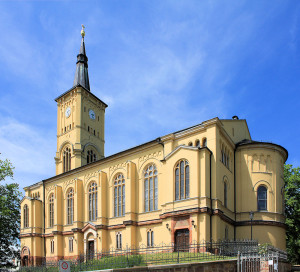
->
236;142;288;161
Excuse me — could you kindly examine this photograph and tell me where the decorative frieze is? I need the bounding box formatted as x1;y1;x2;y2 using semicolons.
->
109;162;127;177
85;171;98;180
138;151;162;163
46;185;55;193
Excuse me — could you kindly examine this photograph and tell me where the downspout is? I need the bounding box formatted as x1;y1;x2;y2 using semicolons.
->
209;150;212;242
43;180;46;263
156;137;164;156
234;148;237;240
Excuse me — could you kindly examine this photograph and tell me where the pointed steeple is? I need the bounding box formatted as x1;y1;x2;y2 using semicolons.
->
73;25;90;91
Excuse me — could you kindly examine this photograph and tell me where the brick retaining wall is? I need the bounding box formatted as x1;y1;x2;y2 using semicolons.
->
83;260;238;272
82;259;292;272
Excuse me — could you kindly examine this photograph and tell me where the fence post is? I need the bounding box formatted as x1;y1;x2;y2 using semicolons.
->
126;245;129;268
237;251;240;272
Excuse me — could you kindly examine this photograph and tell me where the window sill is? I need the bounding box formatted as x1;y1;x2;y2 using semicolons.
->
113;215;125;218
174;197;190;202
142;209;161;214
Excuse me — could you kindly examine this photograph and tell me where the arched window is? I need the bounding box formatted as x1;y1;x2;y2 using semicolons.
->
188;142;193;147
202;138;207;147
175;160;189;200
195;140;200;147
49;194;54;227
87;150;97;164
63;147;71;172
147;229;154;247
88;182;98;221
144;164;158;212
67;189;74;224
224;182;227;208
257;186;267;211
23;205;29;228
114;174;125;217
116;232;122;249
221;145;224;163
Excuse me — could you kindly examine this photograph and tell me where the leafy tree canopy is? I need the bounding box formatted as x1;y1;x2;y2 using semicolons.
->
0;158;22;268
284;164;300;264
0;158;14;182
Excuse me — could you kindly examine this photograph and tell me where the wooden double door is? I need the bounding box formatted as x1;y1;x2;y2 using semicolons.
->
87;240;94;259
174;229;190;252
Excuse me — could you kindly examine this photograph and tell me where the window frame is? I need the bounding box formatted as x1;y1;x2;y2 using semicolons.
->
116;232;122;249
23;204;29;228
67;188;74;225
144;164;158;212
147;229;154;247
63;146;71;173
113;174;125;217
257;185;267;211
69;237;74;252
88;182;98;221
50;240;54;253
49;194;54;228
87;149;97;164
175;160;190;201
224;181;228;208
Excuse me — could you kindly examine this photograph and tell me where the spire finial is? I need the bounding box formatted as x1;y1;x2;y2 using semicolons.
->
81;24;85;38
73;24;90;91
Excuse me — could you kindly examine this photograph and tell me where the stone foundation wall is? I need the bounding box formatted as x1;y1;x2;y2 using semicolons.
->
82;260;292;272
88;260;238;272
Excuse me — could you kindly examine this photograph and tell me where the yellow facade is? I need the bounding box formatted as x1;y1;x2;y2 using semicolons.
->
20;34;288;266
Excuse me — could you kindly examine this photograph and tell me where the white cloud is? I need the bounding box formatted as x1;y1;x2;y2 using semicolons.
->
0;117;55;188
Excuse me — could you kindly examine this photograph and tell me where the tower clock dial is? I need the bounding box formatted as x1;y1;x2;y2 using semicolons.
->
89;109;95;120
65;107;71;118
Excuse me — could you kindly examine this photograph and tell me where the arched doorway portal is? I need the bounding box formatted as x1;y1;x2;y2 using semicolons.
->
174;229;189;252
21;246;30;267
83;226;97;259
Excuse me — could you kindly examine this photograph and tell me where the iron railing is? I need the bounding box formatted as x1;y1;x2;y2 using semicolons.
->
19;240;263;272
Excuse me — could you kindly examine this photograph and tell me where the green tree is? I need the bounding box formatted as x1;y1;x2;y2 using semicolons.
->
284;164;300;264
0;158;22;268
0;158;14;182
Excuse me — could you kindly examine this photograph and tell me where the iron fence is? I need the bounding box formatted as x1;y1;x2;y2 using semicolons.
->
19;240;262;272
240;252;281;272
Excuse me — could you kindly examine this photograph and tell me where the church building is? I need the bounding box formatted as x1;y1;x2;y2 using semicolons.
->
20;27;288;266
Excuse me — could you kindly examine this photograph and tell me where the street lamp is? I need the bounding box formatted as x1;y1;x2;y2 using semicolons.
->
249;211;254;240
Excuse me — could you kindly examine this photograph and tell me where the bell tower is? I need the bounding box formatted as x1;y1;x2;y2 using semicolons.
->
54;25;107;175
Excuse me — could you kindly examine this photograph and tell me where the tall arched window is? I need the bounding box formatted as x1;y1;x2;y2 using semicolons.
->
49;194;54;227
257;185;267;211
89;182;98;221
224;182;227;208
23;205;29;228
175;160;189;200
114;174;125;217
87;150;97;164
144;164;158;212
67;188;74;224
63;147;71;172
202;138;207;147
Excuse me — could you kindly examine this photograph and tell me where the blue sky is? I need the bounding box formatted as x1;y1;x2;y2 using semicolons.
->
0;1;299;190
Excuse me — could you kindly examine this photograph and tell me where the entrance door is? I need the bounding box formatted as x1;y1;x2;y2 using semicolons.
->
22;256;29;267
88;241;94;259
175;229;189;252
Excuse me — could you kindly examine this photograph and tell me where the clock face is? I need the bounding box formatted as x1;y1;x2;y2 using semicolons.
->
89;109;95;120
65;107;71;118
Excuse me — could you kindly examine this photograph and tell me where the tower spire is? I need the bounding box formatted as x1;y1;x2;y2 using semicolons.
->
73;25;90;91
